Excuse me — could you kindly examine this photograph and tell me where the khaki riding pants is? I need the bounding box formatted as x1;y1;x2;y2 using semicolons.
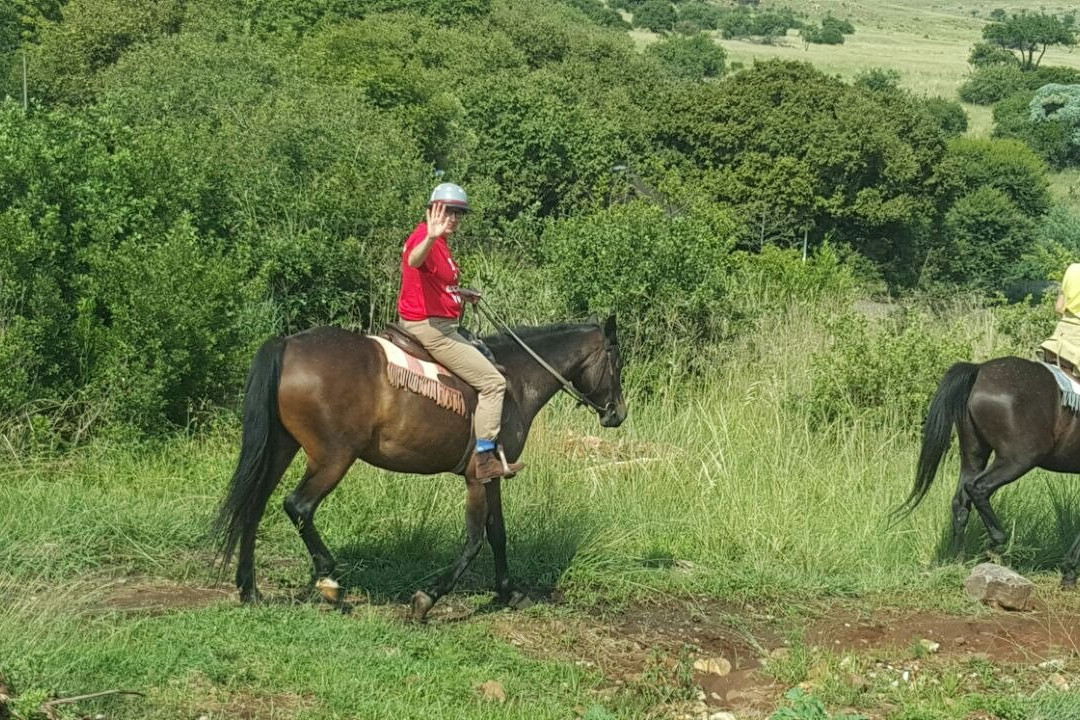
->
1042;314;1080;369
399;316;506;442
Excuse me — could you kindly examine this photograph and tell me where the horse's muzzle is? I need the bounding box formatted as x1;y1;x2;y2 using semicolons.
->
599;401;627;427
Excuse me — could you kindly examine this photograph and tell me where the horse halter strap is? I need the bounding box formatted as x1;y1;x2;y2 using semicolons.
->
475;299;611;414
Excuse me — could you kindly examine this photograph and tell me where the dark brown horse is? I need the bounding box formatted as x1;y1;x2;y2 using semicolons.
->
900;357;1080;586
214;316;626;620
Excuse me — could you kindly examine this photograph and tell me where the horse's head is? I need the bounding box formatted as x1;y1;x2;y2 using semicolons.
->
577;315;628;427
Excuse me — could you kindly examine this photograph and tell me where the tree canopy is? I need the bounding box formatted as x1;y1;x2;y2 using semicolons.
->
981;10;1077;70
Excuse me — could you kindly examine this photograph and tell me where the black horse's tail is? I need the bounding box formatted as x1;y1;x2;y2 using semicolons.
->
896;361;981;517
213;337;288;566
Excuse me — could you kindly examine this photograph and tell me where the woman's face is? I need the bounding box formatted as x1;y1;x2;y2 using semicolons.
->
445;208;464;233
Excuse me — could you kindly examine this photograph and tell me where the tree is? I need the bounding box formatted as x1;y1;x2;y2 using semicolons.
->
633;0;676;33
981;11;1077;70
646;32;726;80
968;40;1017;67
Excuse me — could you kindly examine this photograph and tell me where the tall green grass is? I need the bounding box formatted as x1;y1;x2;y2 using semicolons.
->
5;297;1080;718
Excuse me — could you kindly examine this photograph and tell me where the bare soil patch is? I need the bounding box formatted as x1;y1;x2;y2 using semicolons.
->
490;596;1080;716
97;578;234;614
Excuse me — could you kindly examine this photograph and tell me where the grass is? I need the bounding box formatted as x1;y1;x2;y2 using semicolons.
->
5;300;1080;718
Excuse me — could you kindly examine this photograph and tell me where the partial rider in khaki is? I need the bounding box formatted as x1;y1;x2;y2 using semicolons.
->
1041;262;1080;376
397;182;524;482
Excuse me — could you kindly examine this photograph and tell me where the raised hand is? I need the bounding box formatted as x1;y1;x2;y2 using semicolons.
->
425;202;454;239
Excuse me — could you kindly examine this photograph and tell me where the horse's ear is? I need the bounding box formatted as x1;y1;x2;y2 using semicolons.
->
604;314;617;339
587;313;599;326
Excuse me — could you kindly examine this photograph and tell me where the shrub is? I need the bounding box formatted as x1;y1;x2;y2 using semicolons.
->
26;0;185;105
992;88;1080;169
646;32;726;80
958;63;1027;104
633;0;677;32
968;40;1017;67
821;14;854;35
676;1;723;31
800;24;844;45
804;308;972;428
922;97;969;136
853;67;900;93
538;199;740;358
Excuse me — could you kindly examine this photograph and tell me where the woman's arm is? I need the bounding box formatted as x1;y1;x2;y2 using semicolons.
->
408;203;452;268
1057;292;1067;316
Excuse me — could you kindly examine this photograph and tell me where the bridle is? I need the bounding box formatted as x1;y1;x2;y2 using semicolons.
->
475;299;618;417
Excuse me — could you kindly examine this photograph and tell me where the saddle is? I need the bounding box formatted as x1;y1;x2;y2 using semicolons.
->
1039;349;1080;383
381;323;506;375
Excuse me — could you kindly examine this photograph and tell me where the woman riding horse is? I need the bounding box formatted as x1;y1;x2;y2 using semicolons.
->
398;182;523;482
213;188;628;618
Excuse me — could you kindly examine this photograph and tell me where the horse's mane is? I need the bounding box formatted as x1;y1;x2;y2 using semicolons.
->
483;321;595;349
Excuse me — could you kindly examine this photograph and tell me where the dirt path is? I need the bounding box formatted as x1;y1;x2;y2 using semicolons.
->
88;578;1080;718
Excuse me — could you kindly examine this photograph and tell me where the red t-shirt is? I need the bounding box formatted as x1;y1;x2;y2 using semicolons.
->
397;222;463;320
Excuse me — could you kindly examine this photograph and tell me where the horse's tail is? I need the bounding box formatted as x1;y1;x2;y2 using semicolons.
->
213;336;288;566
895;361;980;517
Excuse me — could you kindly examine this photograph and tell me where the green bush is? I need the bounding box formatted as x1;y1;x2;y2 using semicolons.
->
958;63;1027;104
633;0;676;32
804;309;971;428
853;67;900;92
800;24;844;45
921;97;969;136
676;1;723;32
645;32;726;80
820;13;854;35
937;185;1037;289
538;199;739;358
968;41;1016;67
992;89;1079;169
26;0;185;106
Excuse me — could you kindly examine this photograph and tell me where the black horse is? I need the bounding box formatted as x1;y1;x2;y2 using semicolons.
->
900;356;1080;586
213;317;627;620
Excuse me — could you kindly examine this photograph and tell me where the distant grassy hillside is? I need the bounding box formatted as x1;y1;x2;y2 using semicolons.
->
633;0;1080;98
632;0;1080;212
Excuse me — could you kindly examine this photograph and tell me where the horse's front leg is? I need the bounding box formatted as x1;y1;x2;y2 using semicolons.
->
410;479;488;622
486;480;531;609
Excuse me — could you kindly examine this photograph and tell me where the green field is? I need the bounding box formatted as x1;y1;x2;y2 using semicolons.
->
6;303;1080;719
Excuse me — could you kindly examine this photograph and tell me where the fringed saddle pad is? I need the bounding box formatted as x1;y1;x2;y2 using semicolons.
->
1040;361;1080;413
370;336;467;417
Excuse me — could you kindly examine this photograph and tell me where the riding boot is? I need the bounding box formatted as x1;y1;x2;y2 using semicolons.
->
472;450;525;482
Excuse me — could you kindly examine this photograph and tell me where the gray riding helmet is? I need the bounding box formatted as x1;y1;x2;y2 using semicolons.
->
428;182;470;212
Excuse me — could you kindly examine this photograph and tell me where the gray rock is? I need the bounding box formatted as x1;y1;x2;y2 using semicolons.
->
963;563;1034;611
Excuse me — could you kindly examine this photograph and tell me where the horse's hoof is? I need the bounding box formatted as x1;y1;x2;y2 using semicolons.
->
1061;575;1077;591
239;588;263;605
315;577;343;603
409;590;435;622
507;590;534;610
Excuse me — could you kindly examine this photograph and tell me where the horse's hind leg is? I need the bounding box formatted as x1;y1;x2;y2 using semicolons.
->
1061;530;1080;589
951;419;991;556
237;429;300;603
410;479;488;622
283;450;355;604
965;457;1030;549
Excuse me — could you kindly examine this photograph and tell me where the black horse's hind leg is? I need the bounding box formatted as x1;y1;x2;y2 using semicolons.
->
410;479;488;622
283;452;355;604
965;457;1031;549
1061;530;1080;589
951;420;991;556
237;430;300;603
